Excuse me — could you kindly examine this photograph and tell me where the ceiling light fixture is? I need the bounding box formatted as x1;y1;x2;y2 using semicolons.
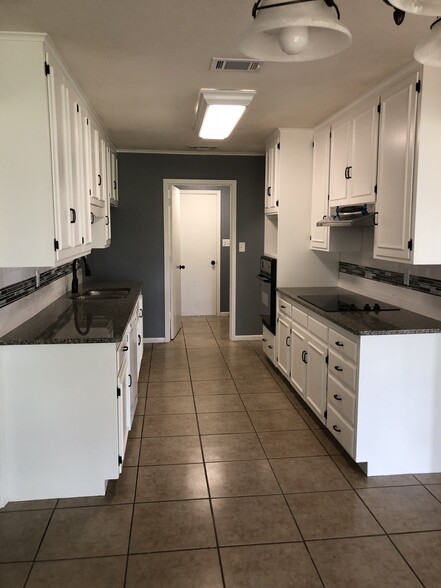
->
194;89;256;140
239;0;352;62
384;0;441;65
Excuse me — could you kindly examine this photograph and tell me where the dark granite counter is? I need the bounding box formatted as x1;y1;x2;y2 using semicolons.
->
278;287;441;336
0;282;142;345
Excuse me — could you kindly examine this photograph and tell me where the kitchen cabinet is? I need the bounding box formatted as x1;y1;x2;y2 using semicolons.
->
262;325;275;364
310;126;362;253
264;134;280;214
0;33;114;267
329;95;379;206
117;333;131;470
276;296;328;421
136;295;144;373
374;66;441;264
276;289;441;476
110;150;119;207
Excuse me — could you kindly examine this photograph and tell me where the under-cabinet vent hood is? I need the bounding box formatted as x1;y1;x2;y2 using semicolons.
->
317;205;375;227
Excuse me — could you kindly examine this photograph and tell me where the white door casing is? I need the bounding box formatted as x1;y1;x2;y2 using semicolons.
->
180;190;220;316
170;186;182;339
163;179;237;342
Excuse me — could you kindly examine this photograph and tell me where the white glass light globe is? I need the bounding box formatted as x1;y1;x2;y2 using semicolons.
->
278;26;310;55
388;0;441;16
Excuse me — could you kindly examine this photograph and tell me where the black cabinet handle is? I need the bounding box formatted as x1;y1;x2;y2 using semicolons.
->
70;208;76;223
304;351;308;364
334;394;343;401
138;334;141;346
262;338;267;343
276;200;279;207
179;265;186;269
286;336;291;347
114;180;117;190
123;345;128;352
267;187;271;196
333;425;342;433
90;212;95;224
344;166;349;179
128;374;132;387
98;174;102;186
335;341;344;347
268;345;273;350
374;212;379;226
334;366;343;372
347;166;352;179
211;260;216;266
105;215;109;226
281;305;286;309
139;309;143;318
302;351;308;364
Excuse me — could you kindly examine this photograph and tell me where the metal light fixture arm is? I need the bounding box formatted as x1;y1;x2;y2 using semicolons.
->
252;0;341;20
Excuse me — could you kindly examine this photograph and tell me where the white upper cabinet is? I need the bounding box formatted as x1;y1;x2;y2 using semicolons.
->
0;33;114;267
375;67;441;264
110;150;119;207
329;96;379;206
310;126;331;251
265;134;280;214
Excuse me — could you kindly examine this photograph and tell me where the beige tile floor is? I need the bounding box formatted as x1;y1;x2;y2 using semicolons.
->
1;315;441;587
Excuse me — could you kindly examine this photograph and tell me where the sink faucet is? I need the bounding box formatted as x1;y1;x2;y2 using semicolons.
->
71;256;92;295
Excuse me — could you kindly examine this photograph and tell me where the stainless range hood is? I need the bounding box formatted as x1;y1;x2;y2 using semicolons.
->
316;205;375;227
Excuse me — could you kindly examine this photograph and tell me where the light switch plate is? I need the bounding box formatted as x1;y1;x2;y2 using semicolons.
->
222;239;230;247
239;242;246;253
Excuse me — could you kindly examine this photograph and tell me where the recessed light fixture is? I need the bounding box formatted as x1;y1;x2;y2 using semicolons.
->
194;89;256;140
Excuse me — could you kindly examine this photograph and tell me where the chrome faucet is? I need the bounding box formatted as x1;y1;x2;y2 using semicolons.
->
71;256;92;295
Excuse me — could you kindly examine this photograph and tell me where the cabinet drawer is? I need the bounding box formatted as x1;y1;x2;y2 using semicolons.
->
329;328;358;362
278;298;291;317
327;405;355;457
329;350;357;391
262;326;276;365
328;374;356;426
291;305;307;329
308;316;328;342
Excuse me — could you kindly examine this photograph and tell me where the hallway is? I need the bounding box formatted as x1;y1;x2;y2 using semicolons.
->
1;315;441;587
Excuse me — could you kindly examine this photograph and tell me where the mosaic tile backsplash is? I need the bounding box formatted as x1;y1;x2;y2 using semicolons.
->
340;262;441;298
0;264;72;309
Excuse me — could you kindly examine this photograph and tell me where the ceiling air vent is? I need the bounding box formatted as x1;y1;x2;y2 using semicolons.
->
187;146;218;151
210;58;262;72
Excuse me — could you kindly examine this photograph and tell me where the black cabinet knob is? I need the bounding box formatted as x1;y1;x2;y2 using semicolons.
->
211;260;216;266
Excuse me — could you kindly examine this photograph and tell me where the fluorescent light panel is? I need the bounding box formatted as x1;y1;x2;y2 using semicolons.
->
195;89;256;140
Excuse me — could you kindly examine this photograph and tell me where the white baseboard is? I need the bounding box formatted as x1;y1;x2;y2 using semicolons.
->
219;312;229;317
143;337;167;344
231;335;263;341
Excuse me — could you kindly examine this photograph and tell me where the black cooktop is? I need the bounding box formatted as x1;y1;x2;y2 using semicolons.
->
298;293;400;313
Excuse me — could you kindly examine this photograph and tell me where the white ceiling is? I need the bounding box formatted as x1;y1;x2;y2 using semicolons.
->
1;0;434;153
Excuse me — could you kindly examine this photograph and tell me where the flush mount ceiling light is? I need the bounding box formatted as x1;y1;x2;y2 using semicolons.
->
239;0;352;62
384;0;441;65
194;89;256;140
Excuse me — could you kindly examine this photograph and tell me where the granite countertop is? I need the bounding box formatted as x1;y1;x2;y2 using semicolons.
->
0;282;142;345
278;287;441;336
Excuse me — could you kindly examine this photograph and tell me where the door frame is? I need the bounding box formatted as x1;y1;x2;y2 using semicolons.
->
163;179;237;342
179;189;221;317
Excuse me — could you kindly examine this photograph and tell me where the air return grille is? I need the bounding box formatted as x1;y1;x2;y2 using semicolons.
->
210;58;262;72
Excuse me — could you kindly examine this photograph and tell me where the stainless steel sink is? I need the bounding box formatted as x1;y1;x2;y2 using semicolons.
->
70;288;130;300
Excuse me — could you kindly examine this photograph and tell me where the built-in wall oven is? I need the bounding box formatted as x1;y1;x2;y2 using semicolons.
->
257;255;277;335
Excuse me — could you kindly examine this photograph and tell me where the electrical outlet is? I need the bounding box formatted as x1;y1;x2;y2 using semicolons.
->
222;239;230;247
239;242;246;253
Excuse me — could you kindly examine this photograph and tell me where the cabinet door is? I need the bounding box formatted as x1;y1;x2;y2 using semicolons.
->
311;127;330;250
329;119;350;203
349;100;379;204
117;358;130;471
110;151;119;206
265;139;280;212
129;322;138;427
136;297;144;375
276;315;291;379
290;323;307;399
89;118;105;206
374;72;418;262
305;336;328;421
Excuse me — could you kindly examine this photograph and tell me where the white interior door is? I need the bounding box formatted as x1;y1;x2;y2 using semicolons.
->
170;186;182;338
180;191;220;316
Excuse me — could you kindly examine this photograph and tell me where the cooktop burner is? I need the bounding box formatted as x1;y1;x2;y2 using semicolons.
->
298;293;400;313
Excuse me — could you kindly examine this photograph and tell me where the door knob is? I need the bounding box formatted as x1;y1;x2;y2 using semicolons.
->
211;260;216;265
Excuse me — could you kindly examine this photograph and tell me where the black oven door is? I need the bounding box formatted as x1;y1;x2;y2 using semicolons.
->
257;274;275;334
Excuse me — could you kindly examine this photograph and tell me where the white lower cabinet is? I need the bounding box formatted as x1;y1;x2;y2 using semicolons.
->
136;296;144;374
262;325;275;365
276;311;291;379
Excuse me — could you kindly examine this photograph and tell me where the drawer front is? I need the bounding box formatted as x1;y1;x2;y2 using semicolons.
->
278;297;292;317
329;328;358;362
262;326;276;364
329;350;357;391
328;374;356;426
291;304;307;329
327;405;355;457
308;316;328;343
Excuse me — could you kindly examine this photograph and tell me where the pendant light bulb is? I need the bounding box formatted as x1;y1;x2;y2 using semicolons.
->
278;26;310;55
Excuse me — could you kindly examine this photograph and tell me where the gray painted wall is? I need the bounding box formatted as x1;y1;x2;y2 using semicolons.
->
177;184;230;313
88;153;265;338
